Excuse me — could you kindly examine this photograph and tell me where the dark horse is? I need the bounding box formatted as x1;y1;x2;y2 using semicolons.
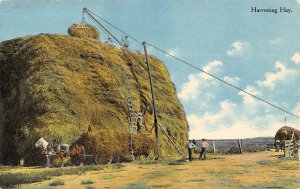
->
35;137;86;167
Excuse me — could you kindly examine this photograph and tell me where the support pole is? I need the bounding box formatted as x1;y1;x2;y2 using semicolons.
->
213;140;216;154
158;123;184;157
143;41;161;159
237;139;243;154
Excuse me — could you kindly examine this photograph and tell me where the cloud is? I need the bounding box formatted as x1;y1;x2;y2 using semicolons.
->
256;61;298;90
185;57;300;139
226;41;249;56
178;74;201;101
269;38;282;45
291;52;300;64
223;76;240;85
178;60;222;101
166;48;181;58
187;100;282;139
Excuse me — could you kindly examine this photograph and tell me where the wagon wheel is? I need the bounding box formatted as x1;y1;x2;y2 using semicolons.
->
94;153;112;165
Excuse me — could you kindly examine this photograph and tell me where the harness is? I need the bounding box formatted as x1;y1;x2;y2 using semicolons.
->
57;144;70;158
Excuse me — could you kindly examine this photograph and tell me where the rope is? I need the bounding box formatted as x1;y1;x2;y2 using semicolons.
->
83;8;298;119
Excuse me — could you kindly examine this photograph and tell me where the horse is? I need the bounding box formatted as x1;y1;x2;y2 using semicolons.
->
35;137;86;167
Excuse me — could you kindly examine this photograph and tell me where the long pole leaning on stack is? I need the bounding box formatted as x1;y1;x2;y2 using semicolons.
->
143;41;161;159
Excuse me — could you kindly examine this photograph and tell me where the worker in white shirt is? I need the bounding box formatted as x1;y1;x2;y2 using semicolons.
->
199;138;209;160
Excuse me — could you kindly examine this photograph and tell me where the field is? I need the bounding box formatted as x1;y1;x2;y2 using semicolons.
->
1;150;300;189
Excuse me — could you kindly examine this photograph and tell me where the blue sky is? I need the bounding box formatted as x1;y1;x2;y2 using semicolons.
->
1;0;300;139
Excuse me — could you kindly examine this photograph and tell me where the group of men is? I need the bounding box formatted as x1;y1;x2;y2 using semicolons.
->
186;139;209;162
104;36;129;48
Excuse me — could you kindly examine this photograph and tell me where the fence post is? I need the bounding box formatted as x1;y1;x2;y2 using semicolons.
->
238;139;243;154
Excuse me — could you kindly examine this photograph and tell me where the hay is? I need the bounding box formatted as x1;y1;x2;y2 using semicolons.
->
0;34;188;165
275;126;300;141
68;23;99;39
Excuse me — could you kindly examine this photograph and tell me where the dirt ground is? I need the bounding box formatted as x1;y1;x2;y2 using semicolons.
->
2;150;300;189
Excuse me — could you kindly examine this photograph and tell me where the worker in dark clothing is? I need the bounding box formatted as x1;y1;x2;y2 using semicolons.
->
186;140;196;162
135;112;143;133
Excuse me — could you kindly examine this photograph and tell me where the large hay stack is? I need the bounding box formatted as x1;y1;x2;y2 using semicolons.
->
68;23;99;39
0;33;188;165
275;126;300;141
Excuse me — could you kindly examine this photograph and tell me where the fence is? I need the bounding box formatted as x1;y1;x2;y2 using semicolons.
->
283;140;300;158
195;137;274;154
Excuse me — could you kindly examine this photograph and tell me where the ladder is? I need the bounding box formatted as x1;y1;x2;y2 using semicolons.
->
124;72;137;160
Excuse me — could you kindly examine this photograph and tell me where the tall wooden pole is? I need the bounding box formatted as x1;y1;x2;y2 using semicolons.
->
143;41;161;159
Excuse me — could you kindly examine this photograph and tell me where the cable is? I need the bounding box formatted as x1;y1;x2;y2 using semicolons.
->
84;8;142;45
84;8;146;69
146;43;299;119
82;8;299;119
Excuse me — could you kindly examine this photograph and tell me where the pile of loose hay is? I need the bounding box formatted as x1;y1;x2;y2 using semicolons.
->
68;23;99;39
275;126;300;141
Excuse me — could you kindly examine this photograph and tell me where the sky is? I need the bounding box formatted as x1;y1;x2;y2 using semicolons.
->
0;0;300;139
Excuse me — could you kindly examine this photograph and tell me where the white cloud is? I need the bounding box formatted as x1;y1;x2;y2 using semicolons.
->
256;61;298;90
223;76;240;85
269;38;282;45
188;100;282;139
238;85;260;107
226;41;249;56
185;57;300;139
291;52;300;64
178;74;201;101
178;60;222;101
166;48;181;58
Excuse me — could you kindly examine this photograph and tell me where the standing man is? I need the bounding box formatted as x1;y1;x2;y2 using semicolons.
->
122;36;129;48
186;140;196;162
135;112;143;133
199;138;209;160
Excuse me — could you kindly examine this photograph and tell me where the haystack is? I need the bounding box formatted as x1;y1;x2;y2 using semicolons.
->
68;23;99;39
275;126;300;141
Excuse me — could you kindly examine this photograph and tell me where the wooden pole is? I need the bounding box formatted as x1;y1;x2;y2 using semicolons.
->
238;139;243;154
158;123;184;157
143;42;161;159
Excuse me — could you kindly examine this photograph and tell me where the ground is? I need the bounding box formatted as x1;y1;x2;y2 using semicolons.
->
1;150;300;189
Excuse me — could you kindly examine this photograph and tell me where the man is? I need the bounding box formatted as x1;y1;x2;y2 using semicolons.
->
186;140;196;162
274;140;281;152
199;138;209;160
135;112;142;133
122;36;129;48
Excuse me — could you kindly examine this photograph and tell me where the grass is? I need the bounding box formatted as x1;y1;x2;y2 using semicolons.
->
256;158;298;170
85;186;95;189
81;179;94;185
145;170;175;179
0;164;123;188
151;184;173;188
49;179;64;186
102;175;115;180
120;182;150;189
186;178;205;183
